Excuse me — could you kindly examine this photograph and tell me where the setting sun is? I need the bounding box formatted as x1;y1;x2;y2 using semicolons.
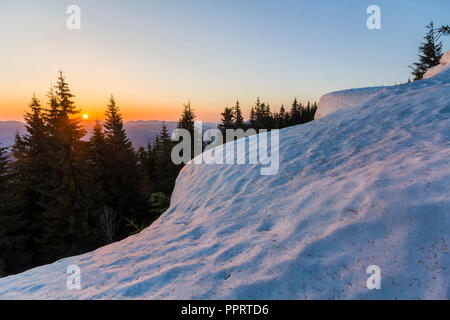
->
83;114;89;120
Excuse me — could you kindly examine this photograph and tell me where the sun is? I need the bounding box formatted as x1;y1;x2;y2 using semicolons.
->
83;114;89;120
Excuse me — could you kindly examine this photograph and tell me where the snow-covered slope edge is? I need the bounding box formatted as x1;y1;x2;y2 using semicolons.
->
316;49;450;120
0;70;449;299
315;85;389;119
424;49;450;79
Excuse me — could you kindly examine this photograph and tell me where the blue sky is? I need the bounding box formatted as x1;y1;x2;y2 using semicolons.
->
0;0;449;121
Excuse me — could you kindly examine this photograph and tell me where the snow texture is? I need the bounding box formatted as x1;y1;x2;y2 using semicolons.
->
424;50;450;79
0;68;449;300
441;49;450;65
314;86;389;120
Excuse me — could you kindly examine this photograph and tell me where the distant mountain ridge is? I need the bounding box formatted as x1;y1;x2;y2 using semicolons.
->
0;121;27;148
0;120;217;149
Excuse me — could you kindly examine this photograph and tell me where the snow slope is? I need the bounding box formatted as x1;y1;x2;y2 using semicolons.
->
423;49;450;79
315;50;450;120
314;85;389;119
0;69;449;299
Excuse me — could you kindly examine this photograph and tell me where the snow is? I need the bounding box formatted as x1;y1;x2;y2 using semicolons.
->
423;49;450;79
316;50;450;119
0;68;449;300
424;64;450;79
314;86;389;120
441;50;450;65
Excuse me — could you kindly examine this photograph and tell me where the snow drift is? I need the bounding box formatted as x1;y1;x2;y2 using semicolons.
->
315;49;450;120
0;69;449;299
423;49;450;79
314;85;389;120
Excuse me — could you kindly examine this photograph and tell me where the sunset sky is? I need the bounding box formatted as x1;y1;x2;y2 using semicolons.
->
0;0;449;122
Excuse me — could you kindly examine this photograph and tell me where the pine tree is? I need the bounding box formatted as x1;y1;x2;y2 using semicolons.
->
136;144;153;198
262;103;274;129
278;105;287;128
177;102;201;159
254;98;263;130
133;123;180;229
251;98;273;131
45;86;59;123
102;95;142;238
272;111;279;129
302;101;311;124
142;142;154;176
147;192;170;222
249;107;256;129
0;144;9;179
233;100;245;129
10;95;53;267
55;71;77;116
36;72;91;262
1;95;55;273
433;25;449;39
311;102;318;121
289;98;304;125
409;21;443;80
89;121;108;169
0;144;30;275
153;122;180;195
104;96;133;153
85;121;108;243
177;102;195;133
218;106;235;140
23;95;49;155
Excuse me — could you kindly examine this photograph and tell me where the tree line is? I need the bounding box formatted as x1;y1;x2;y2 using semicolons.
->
409;21;448;81
0;72;183;276
218;98;317;141
0;72;317;276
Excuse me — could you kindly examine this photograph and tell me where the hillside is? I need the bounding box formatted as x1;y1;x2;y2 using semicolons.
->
0;67;449;299
315;86;389;120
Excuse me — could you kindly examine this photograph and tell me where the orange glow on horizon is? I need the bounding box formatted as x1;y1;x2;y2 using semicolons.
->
0;75;225;122
0;96;221;123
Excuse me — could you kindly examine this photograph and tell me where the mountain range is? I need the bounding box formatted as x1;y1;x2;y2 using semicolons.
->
0;120;217;149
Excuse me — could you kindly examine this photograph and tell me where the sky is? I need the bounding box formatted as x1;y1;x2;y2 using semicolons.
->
0;0;449;122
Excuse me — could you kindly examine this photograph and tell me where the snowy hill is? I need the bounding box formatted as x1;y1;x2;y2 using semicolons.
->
0;68;449;299
314;86;389;120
